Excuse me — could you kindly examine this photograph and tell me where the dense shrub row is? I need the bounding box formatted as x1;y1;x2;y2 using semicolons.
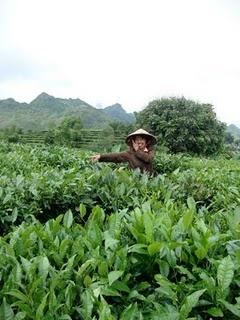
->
1;143;240;234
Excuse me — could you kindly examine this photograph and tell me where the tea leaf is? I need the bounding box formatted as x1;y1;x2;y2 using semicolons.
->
182;209;194;231
143;212;153;244
79;203;87;219
219;299;240;317
0;298;14;320
108;270;124;286
120;303;138;320
187;197;196;210
147;242;163;256
6;289;29;304
180;289;206;319
36;292;49;320
63;210;73;228
207;307;223;317
38;256;50;281
217;256;234;291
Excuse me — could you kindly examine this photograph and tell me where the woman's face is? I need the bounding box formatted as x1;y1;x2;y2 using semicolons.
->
133;136;147;150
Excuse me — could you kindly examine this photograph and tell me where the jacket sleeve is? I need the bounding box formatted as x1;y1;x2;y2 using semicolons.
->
134;150;155;163
99;151;130;163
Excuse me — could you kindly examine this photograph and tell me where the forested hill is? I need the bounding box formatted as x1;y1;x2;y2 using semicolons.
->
102;103;135;123
227;124;240;138
0;92;135;131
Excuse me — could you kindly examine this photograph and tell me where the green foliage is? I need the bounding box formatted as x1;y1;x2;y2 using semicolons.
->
95;126;115;151
1;142;240;233
109;121;136;136
136;96;226;155
7;134;21;143
1;142;240;318
225;131;234;145
1;199;240;318
45;117;83;147
0;126;22;143
227;124;240;140
224;125;240;154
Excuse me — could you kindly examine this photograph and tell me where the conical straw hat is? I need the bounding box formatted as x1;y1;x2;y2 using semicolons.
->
125;128;157;146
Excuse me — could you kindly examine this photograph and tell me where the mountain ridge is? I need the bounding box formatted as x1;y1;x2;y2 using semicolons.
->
0;92;135;131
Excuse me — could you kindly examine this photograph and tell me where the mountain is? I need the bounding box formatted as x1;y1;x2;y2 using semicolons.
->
0;93;135;131
227;124;240;138
102;103;135;123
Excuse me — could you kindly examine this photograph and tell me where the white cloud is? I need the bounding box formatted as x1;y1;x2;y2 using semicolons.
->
0;0;240;125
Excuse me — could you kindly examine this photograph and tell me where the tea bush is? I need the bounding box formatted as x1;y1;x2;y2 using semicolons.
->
1;142;240;318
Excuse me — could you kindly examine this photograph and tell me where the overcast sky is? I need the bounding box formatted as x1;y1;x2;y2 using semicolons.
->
0;0;240;125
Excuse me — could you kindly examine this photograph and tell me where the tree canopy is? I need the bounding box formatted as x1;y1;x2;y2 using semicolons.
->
136;97;226;155
45;117;83;146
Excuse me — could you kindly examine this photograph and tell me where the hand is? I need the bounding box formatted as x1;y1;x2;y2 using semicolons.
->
90;154;100;161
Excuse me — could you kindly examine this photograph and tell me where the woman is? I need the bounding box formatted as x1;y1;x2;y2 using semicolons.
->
90;128;157;173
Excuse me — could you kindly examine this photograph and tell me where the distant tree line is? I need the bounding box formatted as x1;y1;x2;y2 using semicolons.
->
1;96;240;156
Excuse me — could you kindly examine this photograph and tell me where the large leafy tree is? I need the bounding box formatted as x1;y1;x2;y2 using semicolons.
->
136;97;226;155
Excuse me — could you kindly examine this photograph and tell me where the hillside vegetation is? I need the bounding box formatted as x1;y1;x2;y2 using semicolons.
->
227;124;240;139
0;93;135;131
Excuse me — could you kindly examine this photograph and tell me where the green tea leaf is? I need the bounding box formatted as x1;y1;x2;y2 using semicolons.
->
108;270;124;286
180;289;206;319
159;260;170;277
6;290;29;303
187;197;196;210
80;290;93;318
182;209;194;231
195;246;208;260
63;210;73;228
207;307;223;317
219;299;240;317
79;203;86;219
111;280;131;293
104;231;119;250
20;256;31;274
143;212;153;244
0;298;14;320
120;303;138;320
128;290;146;302
77;258;95;277
128;244;148;254
175;266;195;280
16;175;24;187
11;207;18;223
155;274;177;302
36;292;49;320
147;242;163;256
14;312;27;320
217;256;234;290
38;256;50;281
3;193;11;204
99;296;114;320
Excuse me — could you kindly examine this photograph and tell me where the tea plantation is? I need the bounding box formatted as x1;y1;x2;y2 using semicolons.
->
1;142;240;319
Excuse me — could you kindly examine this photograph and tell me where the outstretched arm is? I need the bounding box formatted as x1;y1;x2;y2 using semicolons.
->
90;151;129;163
